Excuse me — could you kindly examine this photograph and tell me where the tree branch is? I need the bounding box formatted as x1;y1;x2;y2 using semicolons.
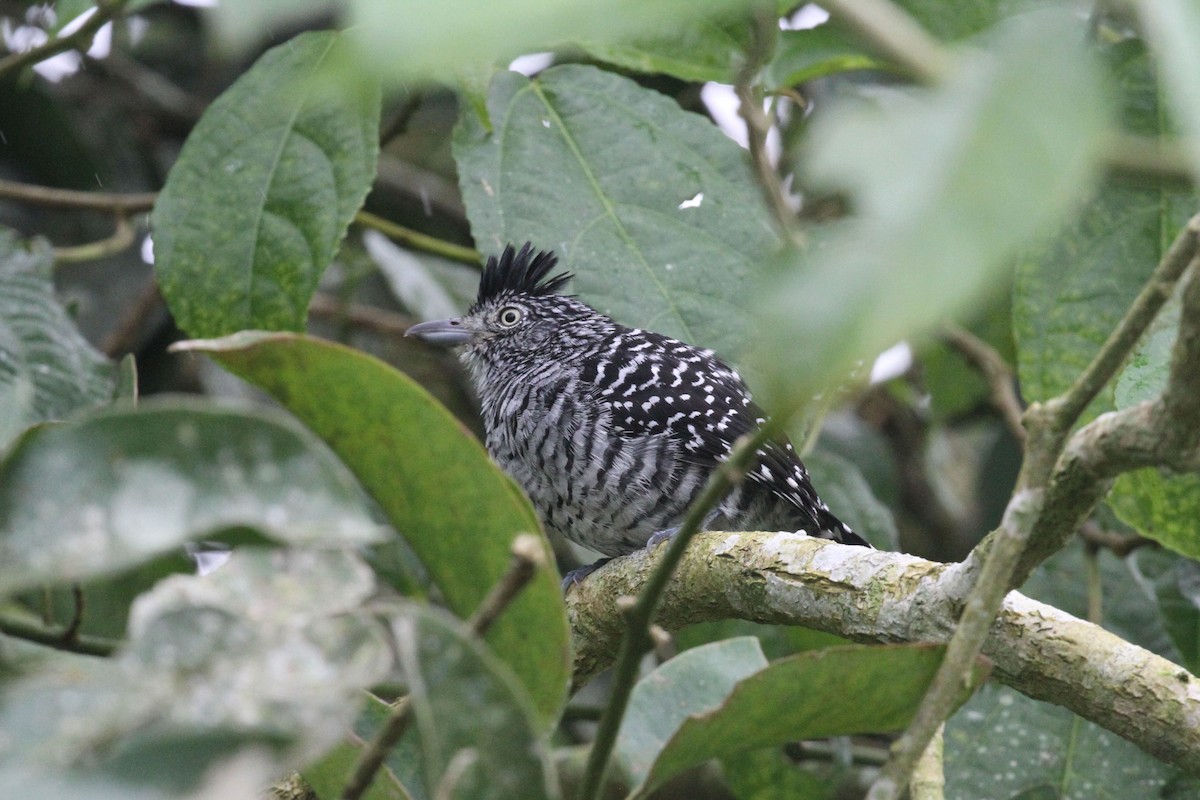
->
566;532;1200;775
942;324;1024;444
0;178;156;212
0;0;131;81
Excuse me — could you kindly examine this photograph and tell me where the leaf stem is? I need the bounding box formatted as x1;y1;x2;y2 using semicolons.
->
0;178;156;212
355;210;480;265
819;0;953;84
0;612;117;657
576;424;779;800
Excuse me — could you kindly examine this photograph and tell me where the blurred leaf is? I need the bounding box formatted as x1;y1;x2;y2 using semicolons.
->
892;0;1008;41
578;16;752;83
1115;293;1179;409
764;25;888;89
179;332;571;726
203;0;334;54
454;63;779;359
1138;0;1200;181
758;9;1108;405
153;30;380;338
348;0;749;82
0;548;388;798
613;638;769;791
1132;549;1200;675
805;450;899;550
0;231;117;452
0;397;381;597
619;643;981;796
393;605;558;800
945;684;1180;799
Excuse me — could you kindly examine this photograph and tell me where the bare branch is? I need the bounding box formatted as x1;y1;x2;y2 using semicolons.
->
566;532;1200;775
942;324;1024;443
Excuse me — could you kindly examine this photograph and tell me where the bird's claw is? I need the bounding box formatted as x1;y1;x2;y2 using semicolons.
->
561;557;614;591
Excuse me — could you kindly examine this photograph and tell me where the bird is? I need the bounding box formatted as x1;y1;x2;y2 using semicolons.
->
406;242;870;584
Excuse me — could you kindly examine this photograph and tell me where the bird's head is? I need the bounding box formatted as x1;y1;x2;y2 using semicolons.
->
406;242;601;370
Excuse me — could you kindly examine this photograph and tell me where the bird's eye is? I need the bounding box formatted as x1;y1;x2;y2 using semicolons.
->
497;306;523;327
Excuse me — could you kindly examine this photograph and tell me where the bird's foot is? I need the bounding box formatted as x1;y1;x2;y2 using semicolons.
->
645;510;720;549
561;557;614;591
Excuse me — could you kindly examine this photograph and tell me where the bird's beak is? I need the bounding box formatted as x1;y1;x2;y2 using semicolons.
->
405;317;474;346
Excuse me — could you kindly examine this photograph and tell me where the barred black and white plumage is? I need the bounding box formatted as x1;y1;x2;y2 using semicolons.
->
407;242;869;570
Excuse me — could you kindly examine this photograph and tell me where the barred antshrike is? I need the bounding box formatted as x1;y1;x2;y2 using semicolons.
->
407;243;869;583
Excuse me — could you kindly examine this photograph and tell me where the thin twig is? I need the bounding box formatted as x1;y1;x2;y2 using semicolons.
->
355;210;480;265
61;584;85;645
339;535;545;800
1102;132;1195;187
1078;520;1155;558
0;0;131;81
308;293;417;339
908;724;944;800
0;178;157;212
53;213;136;263
0;612;117;657
942;324;1025;443
735;9;800;245
819;0;953;84
577;424;781;800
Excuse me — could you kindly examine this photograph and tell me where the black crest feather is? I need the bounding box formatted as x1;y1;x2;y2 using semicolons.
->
476;242;572;306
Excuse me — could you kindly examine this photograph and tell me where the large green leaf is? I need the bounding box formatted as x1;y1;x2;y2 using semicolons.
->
945;684;1181;799
177;332;571;725
454;63;779;358
394;605;558;800
0;398;381;597
577;16;753;84
616;642;982;797
152;30;380;338
756;8;1109;405
1133;549;1200;676
0;231;117;452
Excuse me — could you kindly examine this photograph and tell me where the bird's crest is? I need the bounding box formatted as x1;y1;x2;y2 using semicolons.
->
476;242;572;306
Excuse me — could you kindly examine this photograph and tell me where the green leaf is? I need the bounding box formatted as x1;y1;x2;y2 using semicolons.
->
0;231;118;452
1111;470;1200;561
945;684;1180;799
1014;186;1194;415
454;63;779;358
1139;0;1200;181
178;332;571;726
764;25;889;89
393;605;558;800
0;397;382;597
152;30;381;338
347;0;749;82
577;16;752;83
1132;549;1200;675
757;8;1109;405
619;642;982;796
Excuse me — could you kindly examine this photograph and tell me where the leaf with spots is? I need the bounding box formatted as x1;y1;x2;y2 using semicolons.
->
0;398;382;598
